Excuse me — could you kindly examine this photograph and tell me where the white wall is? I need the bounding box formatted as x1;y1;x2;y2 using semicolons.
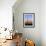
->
13;0;41;46
0;0;16;30
41;0;46;46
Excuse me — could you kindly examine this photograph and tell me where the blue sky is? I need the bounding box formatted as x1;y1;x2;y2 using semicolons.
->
24;14;32;20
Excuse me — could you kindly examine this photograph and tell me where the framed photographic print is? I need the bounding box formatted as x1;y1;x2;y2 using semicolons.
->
23;13;35;28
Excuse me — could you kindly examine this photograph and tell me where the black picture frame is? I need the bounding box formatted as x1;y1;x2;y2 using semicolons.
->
23;13;35;28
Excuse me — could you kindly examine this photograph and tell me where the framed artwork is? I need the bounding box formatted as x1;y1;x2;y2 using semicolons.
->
23;13;35;28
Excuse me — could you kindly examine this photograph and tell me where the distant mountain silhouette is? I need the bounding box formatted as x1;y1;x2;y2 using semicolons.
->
25;21;33;25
